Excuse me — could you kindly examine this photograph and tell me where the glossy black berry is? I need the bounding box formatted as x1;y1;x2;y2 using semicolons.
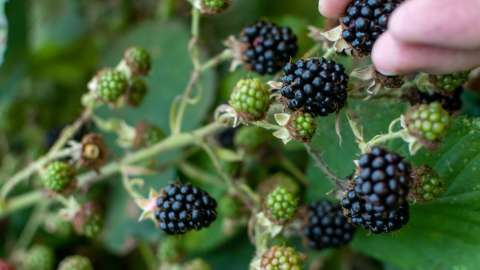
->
240;20;298;75
341;147;412;234
304;200;355;250
155;183;217;235
353;147;411;211
342;189;409;234
411;88;463;113
278;58;348;117
341;0;402;55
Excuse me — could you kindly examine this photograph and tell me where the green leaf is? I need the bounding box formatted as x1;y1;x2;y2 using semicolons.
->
307;100;480;270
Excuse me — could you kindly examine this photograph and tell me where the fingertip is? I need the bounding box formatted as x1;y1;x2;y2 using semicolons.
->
318;0;350;18
371;33;405;75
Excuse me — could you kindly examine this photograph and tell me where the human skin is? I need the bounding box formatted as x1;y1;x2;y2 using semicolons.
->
318;0;480;75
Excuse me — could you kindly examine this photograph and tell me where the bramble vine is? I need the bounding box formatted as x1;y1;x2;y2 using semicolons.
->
1;0;479;269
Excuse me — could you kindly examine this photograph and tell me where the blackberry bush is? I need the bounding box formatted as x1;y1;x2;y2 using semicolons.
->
277;58;348;117
340;0;403;55
155;183;217;235
304;200;355;250
240;20;298;75
431;72;470;93
410;166;445;202
287;111;317;142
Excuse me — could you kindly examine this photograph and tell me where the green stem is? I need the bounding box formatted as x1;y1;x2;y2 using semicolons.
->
322;47;337;59
278;155;308;187
363;130;407;152
0;147;76;200
15;202;49;250
121;167;144;203
199;49;233;71
178;162;225;187
0;191;43;218
304;143;346;190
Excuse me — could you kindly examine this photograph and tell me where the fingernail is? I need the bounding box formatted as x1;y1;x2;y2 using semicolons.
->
375;67;398;76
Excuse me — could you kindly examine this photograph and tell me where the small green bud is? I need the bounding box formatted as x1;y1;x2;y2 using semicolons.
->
266;187;298;223
124;46;152;76
229;78;270;121
57;255;93;270
23;245;55;270
42;161;75;192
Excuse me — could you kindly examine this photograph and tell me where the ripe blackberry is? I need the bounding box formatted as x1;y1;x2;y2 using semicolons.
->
353;147;411;212
304;200;355;250
405;102;451;142
340;0;403;55
278;58;348;117
341;189;410;234
58;256;93;270
410;88;463;113
260;246;303;270
240;20;298;75
155;183;217;235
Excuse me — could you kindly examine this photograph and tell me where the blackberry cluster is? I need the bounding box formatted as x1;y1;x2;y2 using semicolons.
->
304;200;355;250
155;183;217;235
406;102;451;142
341;147;412;233
279;58;348;117
340;0;402;55
240;20;298;75
260;246;303;270
410;88;463;113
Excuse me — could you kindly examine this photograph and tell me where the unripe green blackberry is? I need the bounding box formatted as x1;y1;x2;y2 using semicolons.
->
260;246;303;270
134;122;166;148
185;259;212;270
41;161;75;192
406;102;451;142
124;46;151;76
201;0;230;14
287;112;317;142
265;187;298;223
73;203;103;238
126;78;148;107
57;256;93;270
96;69;128;103
229;78;270;121
234;126;269;152
23;245;55;270
431;72;469;93
410;166;445;202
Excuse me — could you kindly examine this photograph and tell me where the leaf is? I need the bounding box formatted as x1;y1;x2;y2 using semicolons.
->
307;100;480;270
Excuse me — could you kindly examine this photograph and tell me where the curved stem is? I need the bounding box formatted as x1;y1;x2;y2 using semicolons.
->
304;143;346;190
15;202;49;251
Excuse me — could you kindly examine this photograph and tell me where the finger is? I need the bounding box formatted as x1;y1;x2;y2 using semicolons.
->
389;0;480;50
372;32;480;75
318;0;351;18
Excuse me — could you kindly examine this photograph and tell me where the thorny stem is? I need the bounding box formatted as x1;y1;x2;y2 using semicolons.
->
304;143;346;190
197;140;261;210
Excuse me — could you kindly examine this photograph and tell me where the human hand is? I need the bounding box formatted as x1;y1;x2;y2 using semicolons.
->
318;0;480;75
